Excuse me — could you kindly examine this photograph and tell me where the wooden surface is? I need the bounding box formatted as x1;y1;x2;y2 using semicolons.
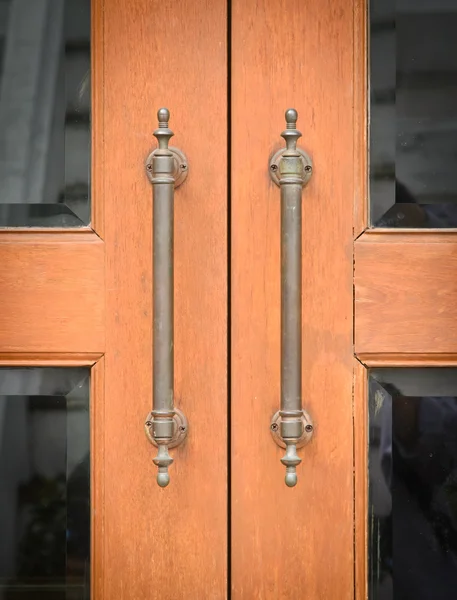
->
0;232;104;352
355;231;457;354
101;0;227;598
231;0;355;597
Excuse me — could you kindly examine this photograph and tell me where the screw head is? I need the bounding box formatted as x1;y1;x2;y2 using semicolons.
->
146;163;152;171
305;424;313;433
145;421;152;427
271;423;279;432
179;426;186;433
305;165;312;173
180;163;187;170
270;164;278;171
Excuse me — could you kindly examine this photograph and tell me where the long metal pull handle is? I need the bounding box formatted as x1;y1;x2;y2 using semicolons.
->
144;108;188;487
269;109;314;487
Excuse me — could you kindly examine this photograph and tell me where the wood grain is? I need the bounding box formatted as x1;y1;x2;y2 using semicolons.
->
354;359;368;600
355;231;457;354
0;232;104;352
231;0;355;597
102;1;227;598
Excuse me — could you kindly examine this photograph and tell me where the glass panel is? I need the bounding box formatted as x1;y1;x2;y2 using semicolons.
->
370;0;457;227
0;0;91;227
0;368;90;599
369;368;457;599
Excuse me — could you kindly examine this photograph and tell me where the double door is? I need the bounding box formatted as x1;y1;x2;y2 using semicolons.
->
1;0;457;599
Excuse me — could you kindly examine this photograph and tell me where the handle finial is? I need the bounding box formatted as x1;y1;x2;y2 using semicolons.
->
281;443;302;487
157;107;170;128
153;107;173;150
153;444;173;488
281;107;302;152
285;108;298;129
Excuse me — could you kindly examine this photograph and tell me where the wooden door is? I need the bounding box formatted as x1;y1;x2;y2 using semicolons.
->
6;0;456;599
0;0;228;598
354;1;457;598
231;0;355;598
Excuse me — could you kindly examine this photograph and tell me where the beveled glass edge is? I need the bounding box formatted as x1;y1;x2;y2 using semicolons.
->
0;367;89;395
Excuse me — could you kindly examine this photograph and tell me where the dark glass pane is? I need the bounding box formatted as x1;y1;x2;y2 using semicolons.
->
0;368;90;599
369;368;457;599
370;0;457;227
0;0;91;227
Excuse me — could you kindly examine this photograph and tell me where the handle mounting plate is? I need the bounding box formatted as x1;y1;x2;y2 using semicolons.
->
146;146;189;188
144;407;188;449
269;148;313;187
270;409;314;449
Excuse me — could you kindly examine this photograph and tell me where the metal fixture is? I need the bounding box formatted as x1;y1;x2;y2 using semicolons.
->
269;108;314;487
145;108;188;487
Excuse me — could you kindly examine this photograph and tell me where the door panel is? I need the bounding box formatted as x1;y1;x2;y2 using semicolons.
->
0;232;104;353
355;232;457;355
355;0;457;598
102;0;228;598
231;0;355;597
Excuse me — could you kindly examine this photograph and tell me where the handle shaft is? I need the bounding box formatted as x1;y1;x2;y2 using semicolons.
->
153;144;174;415
281;180;302;415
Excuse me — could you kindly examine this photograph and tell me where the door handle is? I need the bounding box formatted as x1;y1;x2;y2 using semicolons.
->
269;109;314;487
144;108;188;487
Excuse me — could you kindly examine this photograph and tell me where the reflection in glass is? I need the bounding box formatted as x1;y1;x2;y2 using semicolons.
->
0;368;90;599
370;0;457;227
0;0;91;227
369;369;457;599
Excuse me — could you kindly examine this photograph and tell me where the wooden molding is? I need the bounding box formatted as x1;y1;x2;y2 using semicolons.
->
353;0;368;238
358;229;457;243
91;0;105;239
354;358;368;600
0;352;103;366
91;356;105;600
0;229;97;241
357;352;457;367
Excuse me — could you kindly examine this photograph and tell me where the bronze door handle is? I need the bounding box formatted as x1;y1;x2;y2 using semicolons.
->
144;109;188;487
269;109;314;487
